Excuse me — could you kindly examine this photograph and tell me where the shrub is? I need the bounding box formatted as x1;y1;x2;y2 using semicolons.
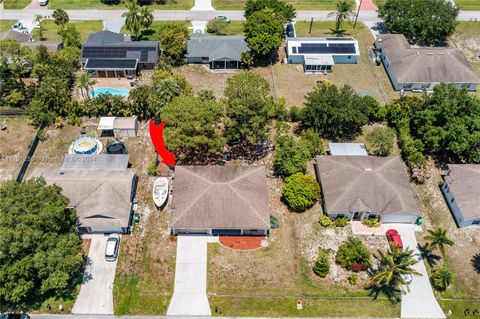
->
313;249;330;277
320;215;333;227
289;106;301;121
365;127;395;156
147;161;157;176
347;273;358;285
300;129;324;156
281;173;320;211
334;217;349;227
336;236;371;271
273;135;311;177
431;263;453;291
362;218;381;228
206;19;229;35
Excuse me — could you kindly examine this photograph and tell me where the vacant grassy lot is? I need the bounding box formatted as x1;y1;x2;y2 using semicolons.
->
410;163;480;318
450;22;480;94
207;171;400;317
0;118;36;182
33;20;103;42
121;21;192;41
212;0;352;10
207;21;244;36
0;20;16;32
48;0;194;9
3;0;30;9
456;0;480;10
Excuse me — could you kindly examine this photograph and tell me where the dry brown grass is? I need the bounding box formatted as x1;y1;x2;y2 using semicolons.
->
180;65;235;98
410;164;480;299
0;118;36;181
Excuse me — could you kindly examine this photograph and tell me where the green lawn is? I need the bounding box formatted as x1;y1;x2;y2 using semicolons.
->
207;21;244;36
455;0;480;10
212;0;352;10
48;0;194;9
121;21;192;41
3;0;30;9
209;296;400;317
439;300;480;318
0;20;16;33
373;0;385;9
33;20;103;42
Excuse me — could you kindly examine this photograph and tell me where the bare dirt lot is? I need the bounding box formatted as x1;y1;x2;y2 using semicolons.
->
0;117;36;182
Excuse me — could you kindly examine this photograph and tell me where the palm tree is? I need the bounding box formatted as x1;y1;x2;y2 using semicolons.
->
370;246;421;292
424;227;454;257
122;0;142;39
76;71;97;100
52;9;70;28
327;0;354;37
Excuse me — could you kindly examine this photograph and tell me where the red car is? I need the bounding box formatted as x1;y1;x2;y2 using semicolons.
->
386;229;403;249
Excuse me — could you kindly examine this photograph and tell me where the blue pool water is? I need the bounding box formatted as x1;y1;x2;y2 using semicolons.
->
91;87;130;98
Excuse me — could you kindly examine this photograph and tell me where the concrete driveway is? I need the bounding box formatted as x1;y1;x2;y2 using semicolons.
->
167;236;218;316
393;224;445;319
72;234;119;315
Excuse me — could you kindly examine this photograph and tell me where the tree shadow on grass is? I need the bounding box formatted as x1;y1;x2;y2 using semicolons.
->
472;253;480;274
365;283;401;304
418;243;441;268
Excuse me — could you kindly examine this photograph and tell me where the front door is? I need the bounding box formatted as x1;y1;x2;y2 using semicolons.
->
353;212;363;221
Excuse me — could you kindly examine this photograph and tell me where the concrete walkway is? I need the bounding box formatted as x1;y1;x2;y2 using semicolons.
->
192;0;214;11
103;20;124;33
393;224;446;319
166;236;218;316
72;235;118;315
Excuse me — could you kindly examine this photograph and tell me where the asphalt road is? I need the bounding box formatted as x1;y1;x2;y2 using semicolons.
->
0;9;478;22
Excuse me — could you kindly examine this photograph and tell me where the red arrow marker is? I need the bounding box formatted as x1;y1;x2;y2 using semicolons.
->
149;119;176;166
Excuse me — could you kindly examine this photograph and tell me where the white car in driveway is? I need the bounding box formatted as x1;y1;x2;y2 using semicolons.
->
38;0;48;6
105;234;120;262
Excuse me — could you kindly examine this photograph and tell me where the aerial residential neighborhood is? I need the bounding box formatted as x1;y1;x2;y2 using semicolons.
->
0;0;479;318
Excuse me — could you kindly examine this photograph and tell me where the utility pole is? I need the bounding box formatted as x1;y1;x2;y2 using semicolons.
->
353;0;363;29
309;17;313;34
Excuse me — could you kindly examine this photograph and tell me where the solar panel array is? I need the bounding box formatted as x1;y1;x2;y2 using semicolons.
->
85;58;138;69
82;46;157;62
296;42;356;54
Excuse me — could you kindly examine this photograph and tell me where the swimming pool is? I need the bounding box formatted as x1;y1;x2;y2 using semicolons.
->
68;136;103;155
91;87;130;98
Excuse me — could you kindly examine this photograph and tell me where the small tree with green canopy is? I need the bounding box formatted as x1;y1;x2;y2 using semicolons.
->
431;263;453;291
52;9;70;27
0;178;84;310
281;172;320;211
424;227;454;257
161;95;225;163
313;249;330;277
301;83;376;140
59;23;82;48
327;0;354;37
158;23;189;65
379;0;458;46
336;236;371;271
224;71;272;144
244;0;295;24
365;126;395;156
244;9;283;57
206;19;229;35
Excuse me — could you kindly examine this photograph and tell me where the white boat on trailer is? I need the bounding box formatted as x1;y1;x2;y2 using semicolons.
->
153;177;169;210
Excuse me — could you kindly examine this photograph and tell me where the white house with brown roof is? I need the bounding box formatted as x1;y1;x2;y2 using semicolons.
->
441;164;480;228
170;165;270;235
315;156;421;223
375;34;479;92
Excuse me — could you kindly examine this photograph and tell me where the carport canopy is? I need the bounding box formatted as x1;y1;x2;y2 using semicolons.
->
304;55;334;66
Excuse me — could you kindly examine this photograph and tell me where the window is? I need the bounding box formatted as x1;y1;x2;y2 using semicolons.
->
404;83;413;89
451;197;455;203
292;47;297;54
421;83;430;89
461;84;470;89
348;55;352;59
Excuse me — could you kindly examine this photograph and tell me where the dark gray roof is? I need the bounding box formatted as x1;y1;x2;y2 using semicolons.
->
445;164;480;220
187;34;248;61
0;29;31;42
82;31;159;64
171;166;270;230
86;30;127;45
315;156;420;217
377;34;480;84
60;154;130;171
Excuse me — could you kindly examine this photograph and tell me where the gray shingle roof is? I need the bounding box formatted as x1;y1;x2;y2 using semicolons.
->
445;164;480;220
60;154;129;171
170;165;270;230
0;29;31;42
378;34;480;84
187;34;248;61
315;156;420;216
86;30;126;44
29;168;136;229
